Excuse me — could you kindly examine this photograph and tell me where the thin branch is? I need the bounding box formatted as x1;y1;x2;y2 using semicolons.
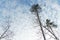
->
0;25;10;39
0;16;10;39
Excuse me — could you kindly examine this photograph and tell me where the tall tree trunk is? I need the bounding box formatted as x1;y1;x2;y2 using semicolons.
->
35;11;46;40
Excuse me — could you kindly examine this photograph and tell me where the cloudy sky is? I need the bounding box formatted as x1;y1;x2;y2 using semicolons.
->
0;0;60;40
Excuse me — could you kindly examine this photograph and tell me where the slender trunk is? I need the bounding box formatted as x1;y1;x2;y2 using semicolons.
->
36;12;46;40
43;26;59;40
49;26;59;40
49;27;54;33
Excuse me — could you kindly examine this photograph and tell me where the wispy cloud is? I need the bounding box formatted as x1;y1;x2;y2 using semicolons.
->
0;0;60;40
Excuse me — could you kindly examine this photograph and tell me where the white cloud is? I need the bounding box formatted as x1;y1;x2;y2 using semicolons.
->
0;0;60;40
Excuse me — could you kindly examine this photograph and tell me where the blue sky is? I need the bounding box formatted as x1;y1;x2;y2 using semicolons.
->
0;0;60;40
